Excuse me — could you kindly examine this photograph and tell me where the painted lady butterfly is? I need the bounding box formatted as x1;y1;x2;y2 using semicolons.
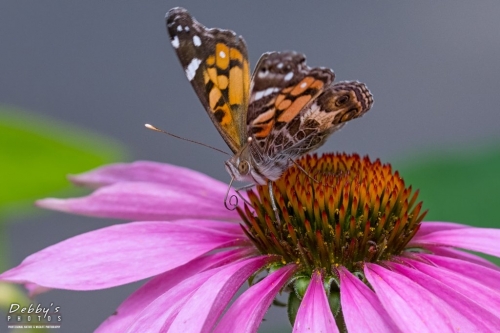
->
165;7;373;220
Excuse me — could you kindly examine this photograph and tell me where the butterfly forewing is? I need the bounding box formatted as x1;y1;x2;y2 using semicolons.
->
166;8;250;153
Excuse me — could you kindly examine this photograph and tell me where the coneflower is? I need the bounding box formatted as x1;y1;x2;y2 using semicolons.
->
2;153;500;332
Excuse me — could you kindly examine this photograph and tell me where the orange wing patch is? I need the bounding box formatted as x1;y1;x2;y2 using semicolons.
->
229;49;250;107
278;95;312;122
252;109;276;139
229;66;243;105
215;43;229;70
202;46;251;148
276;76;325;123
249;75;328;142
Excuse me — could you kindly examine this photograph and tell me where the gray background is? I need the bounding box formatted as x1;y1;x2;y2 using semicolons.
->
2;1;500;332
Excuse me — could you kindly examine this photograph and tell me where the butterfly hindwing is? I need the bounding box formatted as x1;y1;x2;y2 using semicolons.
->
166;8;250;153
269;81;374;161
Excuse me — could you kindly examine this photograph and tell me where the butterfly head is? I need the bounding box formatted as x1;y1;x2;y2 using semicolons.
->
225;155;252;182
224;137;266;184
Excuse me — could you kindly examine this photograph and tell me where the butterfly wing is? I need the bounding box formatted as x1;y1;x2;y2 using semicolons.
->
247;51;335;153
247;53;373;180
166;7;250;153
267;81;374;162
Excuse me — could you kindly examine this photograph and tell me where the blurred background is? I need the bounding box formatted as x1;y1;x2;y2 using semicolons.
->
1;1;499;332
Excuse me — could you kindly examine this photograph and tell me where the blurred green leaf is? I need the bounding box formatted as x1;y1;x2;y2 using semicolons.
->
0;106;127;218
395;143;500;228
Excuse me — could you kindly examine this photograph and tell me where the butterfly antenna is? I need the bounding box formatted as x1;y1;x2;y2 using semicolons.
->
145;124;231;156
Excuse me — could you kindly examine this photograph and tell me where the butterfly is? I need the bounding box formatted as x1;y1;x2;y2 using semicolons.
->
166;7;373;221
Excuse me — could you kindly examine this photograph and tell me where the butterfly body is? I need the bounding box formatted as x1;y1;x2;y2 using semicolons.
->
166;7;373;193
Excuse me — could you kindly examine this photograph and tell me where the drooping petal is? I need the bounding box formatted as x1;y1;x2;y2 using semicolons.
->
214;264;297;333
293;271;338;333
168;255;277;332
413;221;468;238
410;227;500;257
389;262;500;330
0;221;247;290
127;266;222;332
37;181;240;221
422;245;499;269
96;248;253;333
365;263;500;332
338;267;398;333
400;258;500;317
419;253;500;290
127;256;274;332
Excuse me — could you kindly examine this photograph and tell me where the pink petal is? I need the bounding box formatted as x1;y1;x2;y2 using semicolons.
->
214;264;297;333
293;271;338;333
127;266;222;332
68;160;249;202
127;256;274;332
175;219;244;235
366;263;500;332
37;181;240;221
168;255;277;332
410;227;500;257
400;258;500;317
96;248;253;333
390;262;500;330
422;246;499;269
338;267;398;332
0;221;247;290
419;253;500;290
68;161;227;191
413;221;468;237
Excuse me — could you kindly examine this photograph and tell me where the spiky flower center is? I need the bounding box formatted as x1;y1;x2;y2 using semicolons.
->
239;153;427;275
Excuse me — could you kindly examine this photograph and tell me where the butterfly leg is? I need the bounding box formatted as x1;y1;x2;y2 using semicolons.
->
289;158;320;184
268;180;281;224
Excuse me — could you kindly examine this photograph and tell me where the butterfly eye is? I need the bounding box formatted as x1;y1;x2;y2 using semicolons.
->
336;95;350;107
238;161;250;175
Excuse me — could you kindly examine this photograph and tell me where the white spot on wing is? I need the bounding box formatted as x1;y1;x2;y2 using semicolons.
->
185;58;201;81
284;72;293;81
193;35;201;47
171;36;180;49
254;91;265;101
264;87;277;96
177;25;183;32
184;26;190;32
253;87;279;102
277;63;283;69
219;50;226;58
300;82;307;88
